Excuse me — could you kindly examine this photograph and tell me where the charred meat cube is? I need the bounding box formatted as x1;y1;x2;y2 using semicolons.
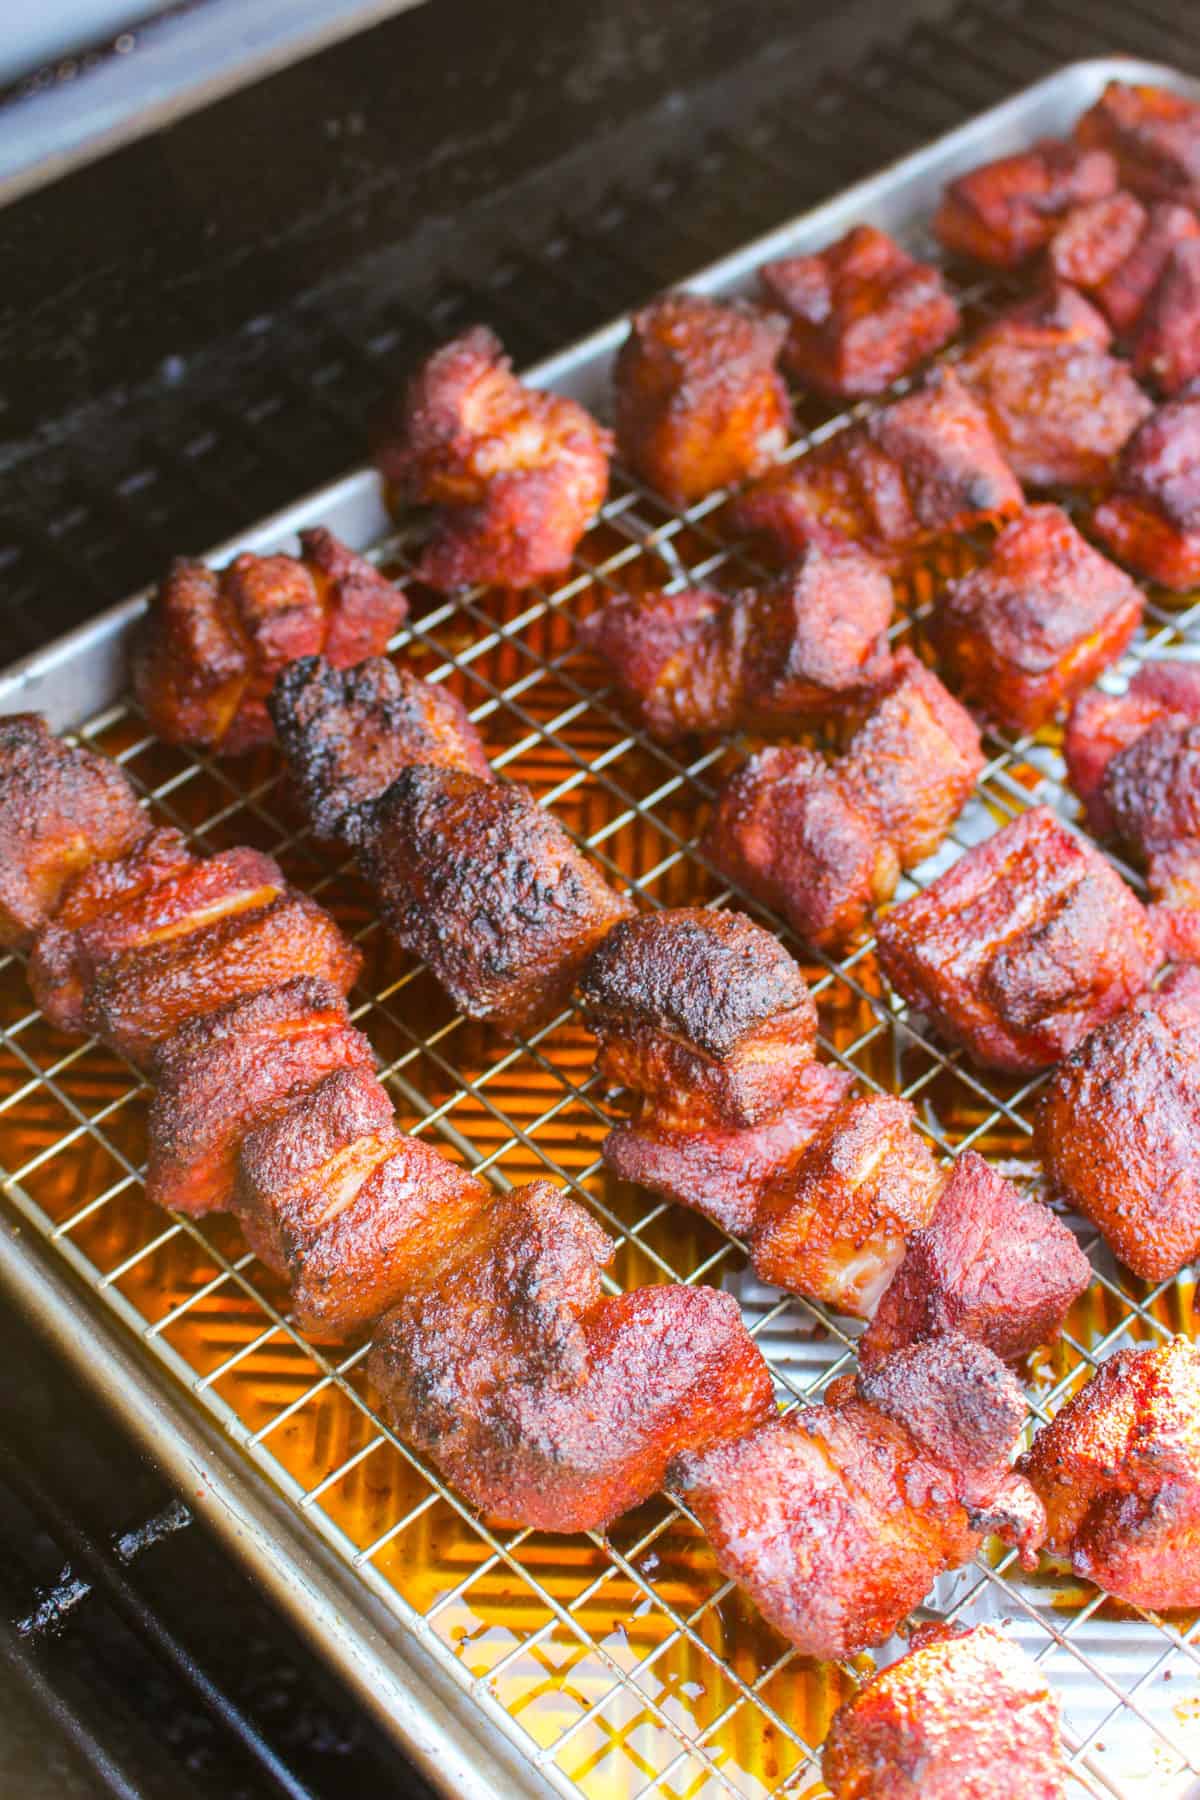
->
728;368;1024;568
749;1096;943;1316
0;714;145;952
268;654;491;845
671;1334;1043;1658
354;765;632;1035
861;1150;1089;1367
931;504;1143;734
933;137;1117;269
145;979;374;1217
613;292;791;506
1131;238;1200;394
1038;967;1200;1284
759;225;959;399
876;805;1160;1074
132;529;407;755
822;1622;1068;1800
577;584;749;740
376;326;611;592
1020;1336;1200;1610
369;1179;774;1531
1092;390;1200;589
1075;81;1200;212
1064;662;1200;838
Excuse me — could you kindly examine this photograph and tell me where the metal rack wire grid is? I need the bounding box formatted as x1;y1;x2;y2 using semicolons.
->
2;211;1200;1800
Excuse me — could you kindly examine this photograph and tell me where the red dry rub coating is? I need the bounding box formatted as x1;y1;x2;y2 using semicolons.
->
933;136;1117;269
132;528;407;755
1064;661;1200;839
0;713;145;951
1020;1336;1200;1611
1075;81;1200;212
759;224;959;399
1093;389;1200;590
613;292;791;506
376;325;611;592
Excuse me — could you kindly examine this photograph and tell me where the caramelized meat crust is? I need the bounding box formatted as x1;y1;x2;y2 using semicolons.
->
354;765;632;1035
822;1622;1068;1800
728;369;1024;568
876;805;1160;1073
1131;238;1200;394
1075;82;1200;211
1064;199;1199;335
132;530;407;754
1064;662;1200;838
1037;967;1200;1283
759;225;959;399
377;326;611;591
268;654;491;844
932;505;1143;734
933;137;1117;268
1048;192;1150;295
613;292;791;506
861;1150;1089;1367
1019;1336;1200;1609
0;714;145;951
1093;390;1200;589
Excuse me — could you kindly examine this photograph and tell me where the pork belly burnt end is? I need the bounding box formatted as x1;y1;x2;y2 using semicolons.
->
613;293;790;506
876;805;1160;1073
1076;81;1200;212
759;225;959;400
933;137;1117;269
1020;1336;1200;1610
822;1622;1068;1800
1038;967;1200;1283
577;547;894;742
0;714;145;951
1093;391;1200;589
728;369;1024;568
354;765;632;1035
861;1150;1089;1367
268;654;491;845
932;505;1143;734
1051;195;1199;336
1064;662;1200;839
132;529;407;754
368;1179;774;1531
671;1335;1043;1658
145;978;374;1217
377;326;611;591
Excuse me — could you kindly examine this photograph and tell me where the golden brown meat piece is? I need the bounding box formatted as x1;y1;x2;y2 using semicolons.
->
933;137;1117;269
132;529;408;755
376;325;611;591
1092;390;1200;588
354;765;632;1036
0;714;145;951
931;504;1143;734
759;225;959;399
728;369;1024;568
822;1622;1068;1800
369;1179;774;1531
671;1334;1043;1658
576;546;894;742
1037;967;1200;1283
1064;662;1200;838
612;292;791;506
268;654;491;844
1020;1336;1200;1610
145;979;374;1218
860;1150;1090;1367
1075;81;1200;212
876;805;1161;1074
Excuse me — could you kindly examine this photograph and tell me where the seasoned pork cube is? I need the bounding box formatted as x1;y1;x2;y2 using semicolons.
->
1092;390;1200;589
1048;192;1150;294
1064;662;1200;838
1131;238;1200;393
1075;81;1200;211
933;137;1117;268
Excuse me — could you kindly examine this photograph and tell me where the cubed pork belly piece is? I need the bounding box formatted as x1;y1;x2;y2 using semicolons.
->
1075;82;1200;212
728;369;1024;568
1064;662;1200;838
576;547;894;742
933;137;1117;269
613;292;790;506
931;505;1143;734
145;979;374;1217
671;1335;1043;1658
1037;967;1200;1283
368;1180;774;1531
132;529;407;755
861;1150;1089;1367
1020;1336;1200;1610
876;805;1161;1073
822;1622;1068;1800
1051;195;1199;335
376;326;611;591
1131;238;1200;394
354;765;632;1035
759;225;960;399
0;714;145;951
1048;193;1150;294
1093;390;1200;589
268;653;491;845
749;1096;943;1316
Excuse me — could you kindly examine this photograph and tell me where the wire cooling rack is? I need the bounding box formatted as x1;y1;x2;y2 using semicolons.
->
2;165;1200;1800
